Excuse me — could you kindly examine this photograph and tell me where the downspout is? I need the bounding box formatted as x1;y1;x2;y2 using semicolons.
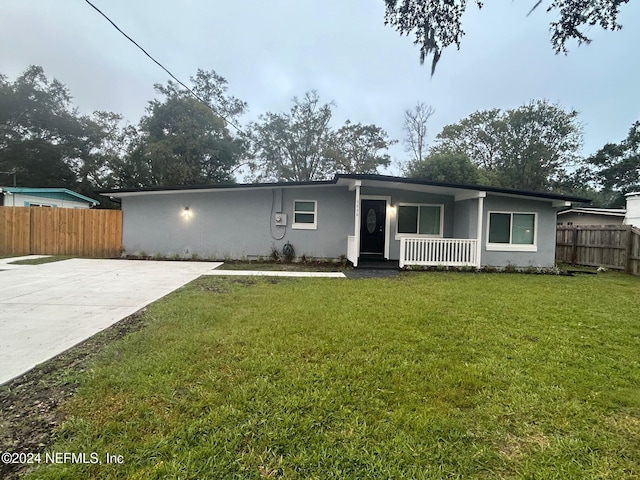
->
476;194;485;267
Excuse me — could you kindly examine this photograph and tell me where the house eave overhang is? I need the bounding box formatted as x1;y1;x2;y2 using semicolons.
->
100;180;336;198
100;174;591;205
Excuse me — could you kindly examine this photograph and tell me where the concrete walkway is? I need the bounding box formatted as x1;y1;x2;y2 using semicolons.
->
0;258;220;385
204;269;345;278
0;258;357;385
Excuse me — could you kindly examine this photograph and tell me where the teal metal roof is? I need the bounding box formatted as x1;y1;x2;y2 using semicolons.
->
1;187;99;205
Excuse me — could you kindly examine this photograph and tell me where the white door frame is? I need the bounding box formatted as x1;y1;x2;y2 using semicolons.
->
359;195;391;259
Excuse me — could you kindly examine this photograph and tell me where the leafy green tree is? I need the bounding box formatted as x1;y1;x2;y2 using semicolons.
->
432;100;583;191
405;151;480;184
155;69;247;124
384;0;631;73
326;121;395;175
129;71;247;186
248;91;334;182
105;126;153;189
432;109;504;172
249;92;395;181
588;120;640;194
0;66;79;187
66;111;129;196
0;65;127;202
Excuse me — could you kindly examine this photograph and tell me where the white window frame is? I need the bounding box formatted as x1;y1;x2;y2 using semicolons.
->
292;200;317;230
486;211;538;252
395;203;444;239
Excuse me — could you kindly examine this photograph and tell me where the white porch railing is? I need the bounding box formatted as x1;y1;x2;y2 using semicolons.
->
399;237;478;268
347;235;358;266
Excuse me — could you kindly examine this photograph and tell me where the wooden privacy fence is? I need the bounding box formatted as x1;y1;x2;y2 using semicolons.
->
556;225;640;275
0;207;122;257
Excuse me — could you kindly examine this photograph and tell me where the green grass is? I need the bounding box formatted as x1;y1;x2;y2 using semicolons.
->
8;255;73;265
28;272;640;479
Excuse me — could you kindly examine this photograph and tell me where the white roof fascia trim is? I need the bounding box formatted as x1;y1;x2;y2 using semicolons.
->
103;183;336;198
455;191;486;202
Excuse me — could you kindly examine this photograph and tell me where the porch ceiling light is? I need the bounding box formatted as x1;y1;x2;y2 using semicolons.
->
182;206;193;219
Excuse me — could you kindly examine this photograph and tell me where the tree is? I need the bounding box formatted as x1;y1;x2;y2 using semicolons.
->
588;120;640;194
248;91;333;182
0;66;128;199
405;151;480;184
66;111;129;195
104;125;153;189
384;0;631;73
432;100;583;191
0;66;79;187
155;69;247;125
432;109;504;172
128;71;246;186
249;91;396;181
325;121;395;175
403;102;435;164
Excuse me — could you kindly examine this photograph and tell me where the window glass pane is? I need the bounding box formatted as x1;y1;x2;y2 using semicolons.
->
294;213;315;224
512;214;535;244
419;206;441;235
398;206;418;234
489;213;511;243
295;201;315;212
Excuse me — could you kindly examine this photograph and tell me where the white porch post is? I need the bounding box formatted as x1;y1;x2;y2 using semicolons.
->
348;181;361;267
476;193;485;267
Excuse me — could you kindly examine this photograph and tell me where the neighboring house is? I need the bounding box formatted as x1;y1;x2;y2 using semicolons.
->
624;192;640;228
101;174;589;268
0;187;99;209
557;208;626;227
556;192;640;229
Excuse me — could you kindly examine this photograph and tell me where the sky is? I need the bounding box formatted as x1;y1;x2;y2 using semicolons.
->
1;0;639;179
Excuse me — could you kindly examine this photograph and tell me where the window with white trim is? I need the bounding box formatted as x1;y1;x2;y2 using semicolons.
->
396;204;443;237
487;212;537;251
292;200;317;229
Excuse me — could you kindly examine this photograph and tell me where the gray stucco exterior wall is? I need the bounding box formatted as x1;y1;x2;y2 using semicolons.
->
121;186;354;260
480;195;558;267
117;182;563;267
453;199;477;239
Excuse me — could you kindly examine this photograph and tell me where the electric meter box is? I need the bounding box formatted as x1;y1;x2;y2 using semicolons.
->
274;213;287;226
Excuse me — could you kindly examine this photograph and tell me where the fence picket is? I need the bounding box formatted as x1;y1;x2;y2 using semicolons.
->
556;225;640;275
0;207;122;257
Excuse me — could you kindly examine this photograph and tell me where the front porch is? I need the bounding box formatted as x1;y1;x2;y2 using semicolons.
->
398;237;478;268
348;235;479;268
345;178;485;269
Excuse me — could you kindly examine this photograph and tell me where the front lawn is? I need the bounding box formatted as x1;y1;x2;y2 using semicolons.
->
26;272;640;479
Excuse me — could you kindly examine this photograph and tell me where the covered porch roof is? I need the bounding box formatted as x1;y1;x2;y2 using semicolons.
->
335;174;590;207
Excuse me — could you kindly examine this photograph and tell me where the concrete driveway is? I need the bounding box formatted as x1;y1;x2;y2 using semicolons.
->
0;258;220;385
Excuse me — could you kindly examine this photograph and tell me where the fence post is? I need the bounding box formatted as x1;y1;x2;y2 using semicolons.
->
570;227;578;265
625;225;633;274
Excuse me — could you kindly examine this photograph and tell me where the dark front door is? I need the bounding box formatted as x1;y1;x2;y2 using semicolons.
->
360;199;386;256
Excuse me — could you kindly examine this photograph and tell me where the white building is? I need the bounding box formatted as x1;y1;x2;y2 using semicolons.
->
624;192;640;228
